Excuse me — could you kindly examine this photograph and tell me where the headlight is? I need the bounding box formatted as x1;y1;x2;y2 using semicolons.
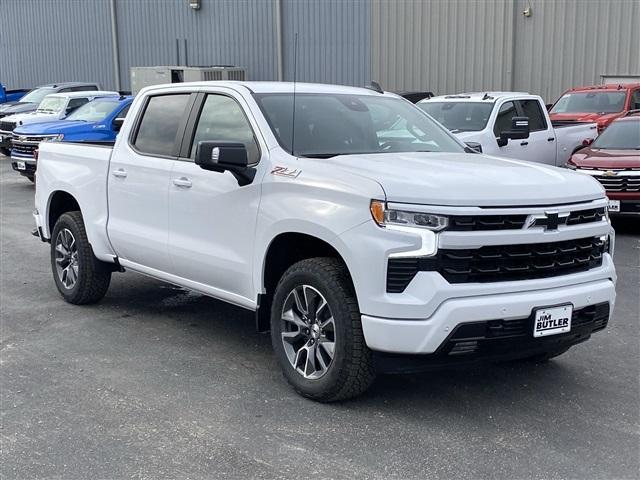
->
41;134;64;142
370;200;448;231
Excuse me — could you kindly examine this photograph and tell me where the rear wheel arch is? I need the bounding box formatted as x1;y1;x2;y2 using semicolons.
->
47;190;81;235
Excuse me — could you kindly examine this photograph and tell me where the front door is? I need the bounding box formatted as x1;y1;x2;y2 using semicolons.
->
167;91;265;306
107;93;193;271
515;99;557;165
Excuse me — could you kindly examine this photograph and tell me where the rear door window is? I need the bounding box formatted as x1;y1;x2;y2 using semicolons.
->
132;94;191;157
517;99;547;131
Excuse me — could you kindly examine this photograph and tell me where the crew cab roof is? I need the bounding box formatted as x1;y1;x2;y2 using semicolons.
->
421;91;536;103
567;83;640;92
35;82;100;89
141;81;400;97
43;91;120;99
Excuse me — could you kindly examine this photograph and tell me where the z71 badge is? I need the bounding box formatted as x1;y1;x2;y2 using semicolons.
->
270;166;301;178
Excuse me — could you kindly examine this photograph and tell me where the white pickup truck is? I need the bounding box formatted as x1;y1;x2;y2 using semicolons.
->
418;92;598;166
34;82;616;401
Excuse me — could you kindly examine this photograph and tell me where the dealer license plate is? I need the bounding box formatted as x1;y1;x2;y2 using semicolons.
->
608;199;620;212
533;305;572;338
16;161;26;170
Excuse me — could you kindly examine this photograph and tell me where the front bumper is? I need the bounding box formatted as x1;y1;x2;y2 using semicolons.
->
361;277;615;354
10;156;36;177
0;131;12;149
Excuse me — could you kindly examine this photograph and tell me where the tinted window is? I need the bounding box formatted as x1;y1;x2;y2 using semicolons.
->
21;87;56;104
116;104;131;119
494;101;517;136
133;94;191;156
517;99;547;131
592;120;640;149
631;90;640;110
255;93;463;157
190;95;260;163
418;101;493;132
72;85;98;92
66;98;89;114
550;91;626;114
67;99;121;122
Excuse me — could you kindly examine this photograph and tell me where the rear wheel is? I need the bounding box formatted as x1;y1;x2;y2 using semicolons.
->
50;211;111;304
270;258;375;402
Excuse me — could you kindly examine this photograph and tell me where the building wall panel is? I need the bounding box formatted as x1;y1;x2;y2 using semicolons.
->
372;0;515;95
513;0;640;101
281;0;371;86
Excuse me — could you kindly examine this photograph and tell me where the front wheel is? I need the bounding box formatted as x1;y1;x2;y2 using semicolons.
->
270;257;376;402
50;211;112;304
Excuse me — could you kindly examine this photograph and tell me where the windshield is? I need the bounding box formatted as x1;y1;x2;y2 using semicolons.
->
67;99;120;122
20;87;57;104
254;93;464;158
36;96;66;114
592;120;640;150
417;101;493;132
550;91;627;114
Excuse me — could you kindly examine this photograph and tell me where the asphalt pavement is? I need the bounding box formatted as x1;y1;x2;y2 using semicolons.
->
1;156;638;479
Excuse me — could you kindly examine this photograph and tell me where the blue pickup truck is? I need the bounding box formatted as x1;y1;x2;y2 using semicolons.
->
10;96;132;181
0;83;28;104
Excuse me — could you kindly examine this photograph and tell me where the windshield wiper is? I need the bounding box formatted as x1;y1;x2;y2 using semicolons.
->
298;153;341;159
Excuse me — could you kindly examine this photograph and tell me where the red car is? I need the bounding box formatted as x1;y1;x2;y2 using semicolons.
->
550;83;640;134
567;112;640;214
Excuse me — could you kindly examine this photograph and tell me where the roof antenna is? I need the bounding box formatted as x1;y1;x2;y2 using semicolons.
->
367;81;384;94
291;32;299;157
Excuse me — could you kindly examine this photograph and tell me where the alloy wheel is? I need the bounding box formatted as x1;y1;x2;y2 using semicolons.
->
54;228;79;289
280;285;336;379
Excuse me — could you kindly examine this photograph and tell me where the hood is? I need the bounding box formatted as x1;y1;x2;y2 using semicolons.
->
3;111;61;127
0;100;21;109
0;102;37;116
570;147;640;169
325;152;605;206
549;111;621;126
13;119;93;135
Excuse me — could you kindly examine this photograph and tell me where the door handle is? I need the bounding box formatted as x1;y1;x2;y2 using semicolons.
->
520;141;529;146
112;168;127;178
172;177;192;188
547;137;555;142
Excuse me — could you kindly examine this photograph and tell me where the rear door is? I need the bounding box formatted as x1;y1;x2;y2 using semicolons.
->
166;89;266;306
515;99;557;165
107;92;194;271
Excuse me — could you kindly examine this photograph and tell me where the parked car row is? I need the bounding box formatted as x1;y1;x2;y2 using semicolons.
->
9;94;132;181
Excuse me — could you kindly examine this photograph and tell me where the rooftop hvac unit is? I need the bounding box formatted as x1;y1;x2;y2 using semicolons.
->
130;66;247;94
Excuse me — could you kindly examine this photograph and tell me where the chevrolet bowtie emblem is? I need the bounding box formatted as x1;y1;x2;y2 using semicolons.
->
602;170;617;177
527;211;569;231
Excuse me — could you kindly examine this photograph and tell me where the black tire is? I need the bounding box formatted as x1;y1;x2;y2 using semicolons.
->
50;211;111;304
0;147;10;156
518;346;571;363
270;257;376;402
26;175;35;183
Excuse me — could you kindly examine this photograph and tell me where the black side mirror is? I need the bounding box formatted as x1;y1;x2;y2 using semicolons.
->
112;117;125;132
497;116;530;147
464;142;483;154
195;141;256;186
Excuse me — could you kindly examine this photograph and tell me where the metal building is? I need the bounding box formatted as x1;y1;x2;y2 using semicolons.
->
1;0;638;102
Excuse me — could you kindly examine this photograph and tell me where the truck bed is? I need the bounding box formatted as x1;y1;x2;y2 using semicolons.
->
35;142;116;261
